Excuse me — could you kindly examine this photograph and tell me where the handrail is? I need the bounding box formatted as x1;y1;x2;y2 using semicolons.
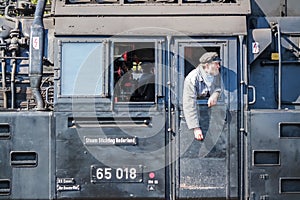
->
277;23;282;110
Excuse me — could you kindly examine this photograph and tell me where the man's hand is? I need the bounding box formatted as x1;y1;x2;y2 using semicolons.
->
207;92;219;107
193;127;204;141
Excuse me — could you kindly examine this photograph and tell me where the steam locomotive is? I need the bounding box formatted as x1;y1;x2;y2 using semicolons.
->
1;0;300;199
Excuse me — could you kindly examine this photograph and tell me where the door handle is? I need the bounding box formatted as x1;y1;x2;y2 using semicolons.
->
248;85;256;105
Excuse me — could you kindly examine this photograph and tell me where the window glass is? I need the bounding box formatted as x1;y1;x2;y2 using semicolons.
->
61;42;103;96
113;42;155;102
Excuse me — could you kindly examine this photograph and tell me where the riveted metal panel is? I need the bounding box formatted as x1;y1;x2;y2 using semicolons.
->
55;111;166;199
0;112;54;200
54;16;247;36
249;110;300;200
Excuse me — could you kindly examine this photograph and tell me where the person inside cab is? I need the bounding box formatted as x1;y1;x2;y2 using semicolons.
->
137;62;155;101
183;52;221;141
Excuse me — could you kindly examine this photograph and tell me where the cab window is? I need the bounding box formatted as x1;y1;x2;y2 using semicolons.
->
113;42;156;102
183;46;221;100
61;42;103;96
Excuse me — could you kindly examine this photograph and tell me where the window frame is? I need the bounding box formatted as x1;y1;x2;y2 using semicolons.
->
109;37;166;105
56;37;166;106
57;38;107;98
175;38;228;106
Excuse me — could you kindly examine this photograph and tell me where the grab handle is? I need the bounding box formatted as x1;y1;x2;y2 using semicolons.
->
248;85;256;105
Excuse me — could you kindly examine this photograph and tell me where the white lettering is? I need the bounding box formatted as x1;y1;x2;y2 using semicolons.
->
129;168;137;179
116;168;123;180
96;168;104;179
85;137;98;144
115;137;136;144
94;167;138;181
57;185;80;191
96;168;112;180
104;168;112;179
85;137;137;146
98;138;116;145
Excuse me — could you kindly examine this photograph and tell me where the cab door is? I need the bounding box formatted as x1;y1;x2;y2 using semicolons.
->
172;38;240;199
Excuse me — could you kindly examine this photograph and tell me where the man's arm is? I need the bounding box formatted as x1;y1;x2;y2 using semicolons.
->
183;77;200;130
183;76;205;140
207;91;220;107
208;74;221;107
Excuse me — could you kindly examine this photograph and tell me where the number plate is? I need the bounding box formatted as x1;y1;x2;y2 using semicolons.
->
91;165;143;183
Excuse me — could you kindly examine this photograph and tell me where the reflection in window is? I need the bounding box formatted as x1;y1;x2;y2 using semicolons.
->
61;42;103;96
113;42;155;102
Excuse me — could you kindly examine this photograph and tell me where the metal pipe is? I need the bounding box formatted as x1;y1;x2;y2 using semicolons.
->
4;5;19;30
110;41;115;111
166;35;173;200
277;24;282;110
167;35;172;135
238;35;245;200
1;47;7;108
0;56;29;60
29;0;47;110
261;60;300;66
10;50;17;109
5;5;20;109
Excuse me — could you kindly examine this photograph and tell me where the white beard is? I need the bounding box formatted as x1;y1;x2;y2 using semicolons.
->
199;66;214;90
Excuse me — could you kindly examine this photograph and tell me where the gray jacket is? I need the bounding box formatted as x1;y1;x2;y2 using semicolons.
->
183;67;221;129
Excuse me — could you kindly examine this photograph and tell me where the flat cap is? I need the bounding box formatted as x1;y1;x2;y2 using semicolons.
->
199;52;221;64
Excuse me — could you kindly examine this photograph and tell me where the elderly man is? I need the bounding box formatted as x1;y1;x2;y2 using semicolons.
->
183;52;222;141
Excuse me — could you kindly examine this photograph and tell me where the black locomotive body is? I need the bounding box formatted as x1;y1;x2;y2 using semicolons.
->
1;0;300;199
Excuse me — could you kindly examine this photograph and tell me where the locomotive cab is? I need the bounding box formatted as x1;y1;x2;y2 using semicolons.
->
1;0;300;200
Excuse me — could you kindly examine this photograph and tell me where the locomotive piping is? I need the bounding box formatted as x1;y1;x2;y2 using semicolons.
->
5;5;19;109
0;46;7;108
238;35;245;200
29;0;47;110
11;50;17;109
276;23;282;110
4;5;19;30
